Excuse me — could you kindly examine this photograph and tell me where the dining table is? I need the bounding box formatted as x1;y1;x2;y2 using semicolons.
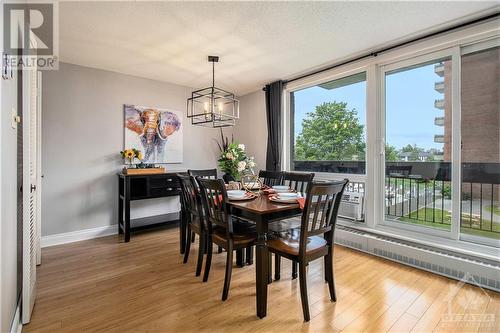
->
227;193;302;319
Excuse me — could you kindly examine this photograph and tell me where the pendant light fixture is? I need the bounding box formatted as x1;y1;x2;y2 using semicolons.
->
187;56;239;127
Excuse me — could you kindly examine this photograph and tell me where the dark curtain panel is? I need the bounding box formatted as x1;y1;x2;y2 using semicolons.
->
265;80;283;171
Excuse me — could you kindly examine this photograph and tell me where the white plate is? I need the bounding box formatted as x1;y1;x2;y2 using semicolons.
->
227;190;246;198
278;192;299;199
228;194;257;201
272;185;291;193
269;194;302;204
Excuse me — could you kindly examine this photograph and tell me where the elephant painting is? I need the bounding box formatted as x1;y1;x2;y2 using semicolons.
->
124;104;182;163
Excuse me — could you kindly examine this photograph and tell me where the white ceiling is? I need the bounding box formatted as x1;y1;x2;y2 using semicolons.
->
59;1;498;96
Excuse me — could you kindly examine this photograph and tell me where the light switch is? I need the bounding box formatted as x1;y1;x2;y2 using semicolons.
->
11;107;19;129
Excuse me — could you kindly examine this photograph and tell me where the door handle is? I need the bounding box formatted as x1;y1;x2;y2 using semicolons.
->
30;184;36;192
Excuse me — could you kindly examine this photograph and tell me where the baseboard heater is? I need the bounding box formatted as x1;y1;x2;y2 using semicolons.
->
334;225;500;292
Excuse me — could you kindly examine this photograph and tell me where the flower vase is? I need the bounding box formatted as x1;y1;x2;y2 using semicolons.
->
223;173;235;184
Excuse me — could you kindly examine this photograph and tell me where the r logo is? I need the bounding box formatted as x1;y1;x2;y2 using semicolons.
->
3;3;54;56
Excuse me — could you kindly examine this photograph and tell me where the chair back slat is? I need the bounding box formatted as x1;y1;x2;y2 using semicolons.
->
258;170;283;187
299;179;349;257
282;172;314;195
178;174;202;223
197;177;233;235
188;169;217;179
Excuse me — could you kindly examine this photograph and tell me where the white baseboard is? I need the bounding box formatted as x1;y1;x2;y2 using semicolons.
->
10;301;21;333
41;224;117;248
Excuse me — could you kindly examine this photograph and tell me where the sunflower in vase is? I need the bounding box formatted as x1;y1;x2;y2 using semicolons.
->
120;148;143;168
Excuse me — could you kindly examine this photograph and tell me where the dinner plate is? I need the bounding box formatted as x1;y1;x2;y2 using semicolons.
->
228;193;257;201
269;195;302;204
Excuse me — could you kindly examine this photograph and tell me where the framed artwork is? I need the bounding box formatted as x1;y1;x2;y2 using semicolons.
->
124;104;183;163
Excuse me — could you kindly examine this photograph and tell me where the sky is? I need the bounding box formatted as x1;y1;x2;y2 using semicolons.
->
293;62;445;152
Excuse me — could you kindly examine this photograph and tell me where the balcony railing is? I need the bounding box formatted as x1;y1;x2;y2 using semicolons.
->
434;99;445;109
434;116;445;126
435;81;445;93
435;63;445;77
293;160;500;238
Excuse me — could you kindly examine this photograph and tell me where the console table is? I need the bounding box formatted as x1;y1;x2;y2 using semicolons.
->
118;172;187;247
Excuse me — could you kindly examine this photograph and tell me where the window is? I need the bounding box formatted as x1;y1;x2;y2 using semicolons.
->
290;72;366;174
384;57;453;233
460;46;500;244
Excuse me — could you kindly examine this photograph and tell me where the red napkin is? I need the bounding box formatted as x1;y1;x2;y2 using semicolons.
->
214;194;223;205
263;188;276;195
297;197;305;210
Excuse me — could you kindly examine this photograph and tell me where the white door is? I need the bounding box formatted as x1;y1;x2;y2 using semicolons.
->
22;39;39;324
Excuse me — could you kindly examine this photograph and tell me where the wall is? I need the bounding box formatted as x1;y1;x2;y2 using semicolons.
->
234;90;267;170
1;1;21;329
42;62;232;236
1;65;20;333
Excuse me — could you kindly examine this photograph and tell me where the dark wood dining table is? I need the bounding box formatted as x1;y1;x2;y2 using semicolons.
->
227;193;302;319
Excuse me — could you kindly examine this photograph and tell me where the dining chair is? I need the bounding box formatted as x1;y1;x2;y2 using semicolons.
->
267;179;348;321
269;171;315;280
258;170;283;187
188;168;217;179
178;174;206;277
197;177;257;300
187;169;224;253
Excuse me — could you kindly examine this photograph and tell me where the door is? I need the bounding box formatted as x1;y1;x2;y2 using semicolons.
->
22;38;39;324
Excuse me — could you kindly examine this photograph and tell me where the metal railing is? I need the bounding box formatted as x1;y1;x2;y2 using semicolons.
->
294;160;500;237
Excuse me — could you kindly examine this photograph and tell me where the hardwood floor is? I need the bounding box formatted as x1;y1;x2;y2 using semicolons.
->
24;226;499;333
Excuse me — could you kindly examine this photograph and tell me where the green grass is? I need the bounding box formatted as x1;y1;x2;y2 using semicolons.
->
485;204;500;216
393;207;500;240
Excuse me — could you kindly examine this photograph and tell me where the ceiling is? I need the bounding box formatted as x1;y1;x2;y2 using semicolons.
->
59;1;498;96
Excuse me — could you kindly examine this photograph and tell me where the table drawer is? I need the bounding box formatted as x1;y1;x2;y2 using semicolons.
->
149;175;180;189
149;187;180;197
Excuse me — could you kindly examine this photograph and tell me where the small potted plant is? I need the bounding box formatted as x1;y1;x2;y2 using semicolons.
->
120;148;143;168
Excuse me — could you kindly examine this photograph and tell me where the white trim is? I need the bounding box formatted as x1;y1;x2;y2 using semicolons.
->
450;46;461;241
9;301;22;333
41;225;117;248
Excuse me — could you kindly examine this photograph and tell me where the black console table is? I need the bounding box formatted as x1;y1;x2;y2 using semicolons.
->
118;172;187;246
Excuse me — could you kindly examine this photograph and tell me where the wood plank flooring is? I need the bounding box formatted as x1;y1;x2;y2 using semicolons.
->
23;226;499;333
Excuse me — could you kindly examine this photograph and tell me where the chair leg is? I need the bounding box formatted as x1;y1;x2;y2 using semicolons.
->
323;255;329;282
191;232;196;243
183;227;192;264
292;261;298;279
203;236;213;282
325;252;337;302
236;249;244;267
268;253;272;284
299;262;311;322
274;254;281;280
222;243;234;301
195;233;205;277
245;246;253;265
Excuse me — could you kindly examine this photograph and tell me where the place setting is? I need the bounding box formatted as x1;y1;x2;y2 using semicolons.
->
227;190;258;201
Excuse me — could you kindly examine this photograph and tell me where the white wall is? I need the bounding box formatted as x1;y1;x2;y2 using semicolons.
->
1;68;20;333
42;62;233;236
234;90;267;170
1;1;21;329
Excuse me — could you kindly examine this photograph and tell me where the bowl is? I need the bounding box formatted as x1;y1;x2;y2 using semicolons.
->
227;190;246;198
272;185;290;193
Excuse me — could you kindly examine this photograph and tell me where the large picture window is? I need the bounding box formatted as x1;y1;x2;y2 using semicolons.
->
384;57;453;233
290;72;366;174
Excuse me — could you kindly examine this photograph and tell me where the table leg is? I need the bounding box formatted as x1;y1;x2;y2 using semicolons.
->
256;216;269;319
118;179;123;235
124;179;131;243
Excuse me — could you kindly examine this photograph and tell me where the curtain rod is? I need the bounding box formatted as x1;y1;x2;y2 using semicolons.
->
263;11;499;91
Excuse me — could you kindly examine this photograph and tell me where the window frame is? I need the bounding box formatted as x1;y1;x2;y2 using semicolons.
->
282;19;500;255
